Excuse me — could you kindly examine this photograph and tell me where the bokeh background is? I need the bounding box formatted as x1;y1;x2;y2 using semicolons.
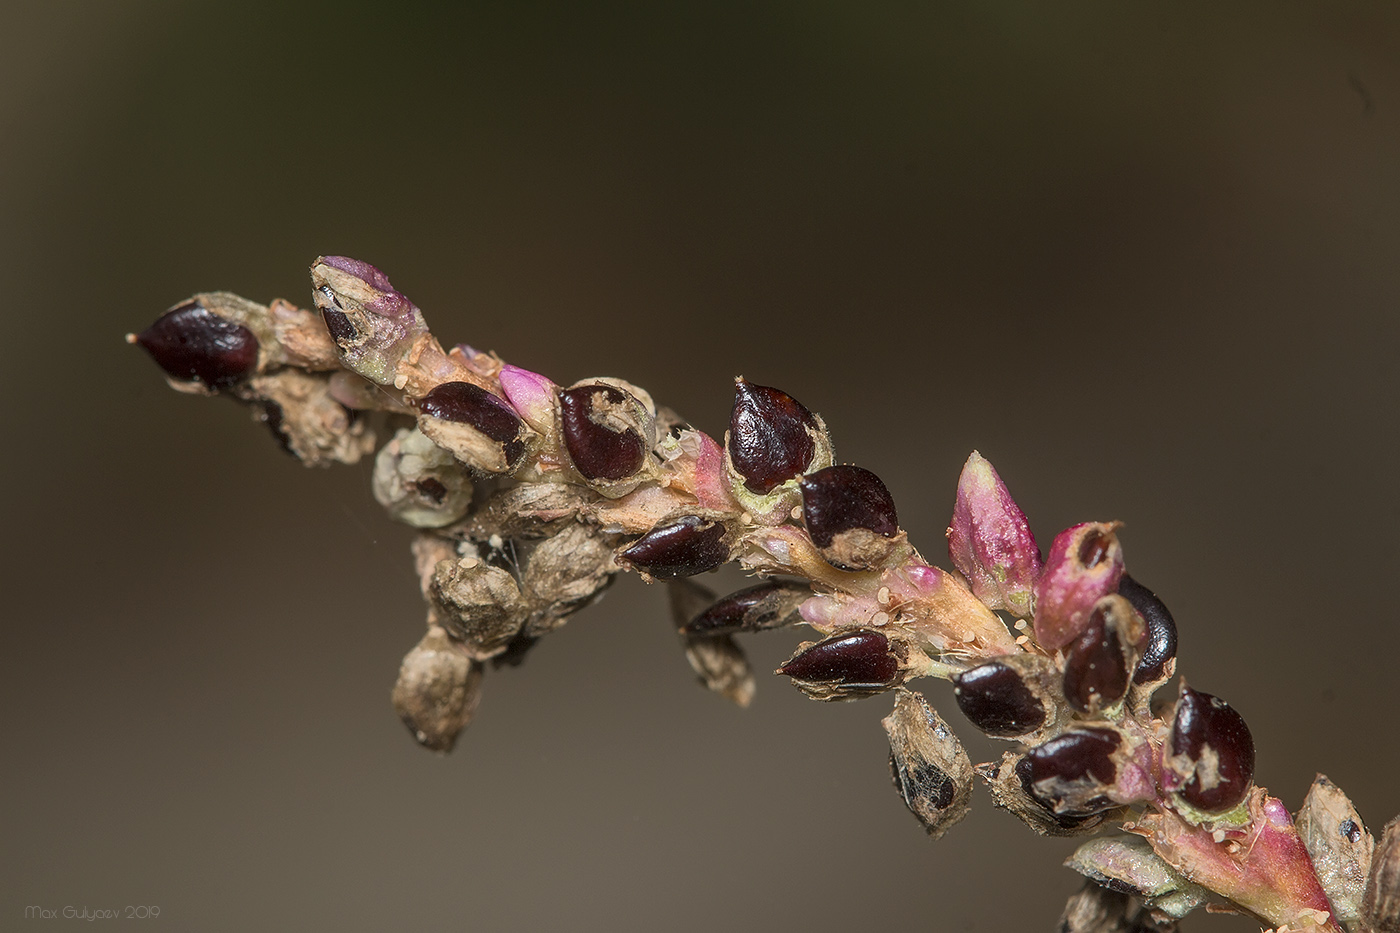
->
3;3;1398;930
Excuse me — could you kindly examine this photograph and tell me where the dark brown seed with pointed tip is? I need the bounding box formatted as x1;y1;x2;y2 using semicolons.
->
618;516;729;579
1117;574;1178;685
1020;728;1122;817
680;580;809;635
1063;604;1131;713
559;383;647;480
319;293;358;345
800;464;899;547
953;661;1046;737
1170;687;1255;813
419;381;528;467
778;629;898;687
135;301;259;389
727;379;818;494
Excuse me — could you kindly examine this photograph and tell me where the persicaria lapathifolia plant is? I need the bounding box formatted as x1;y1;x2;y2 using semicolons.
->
130;257;1399;933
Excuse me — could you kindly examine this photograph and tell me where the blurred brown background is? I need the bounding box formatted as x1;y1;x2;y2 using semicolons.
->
3;2;1398;931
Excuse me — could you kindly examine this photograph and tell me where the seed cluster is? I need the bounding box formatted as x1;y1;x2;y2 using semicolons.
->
133;256;1392;933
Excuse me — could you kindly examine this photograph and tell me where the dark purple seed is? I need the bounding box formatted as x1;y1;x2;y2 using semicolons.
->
680;580;808;635
1026;729;1121;784
1170;687;1255;813
727;379;818;494
135;301;260;389
799;464;899;548
953;661;1046;737
1010;757;1106;829
1078;529;1112;568
420;381;528;467
778;629;898;686
259;401;294;455
320;305;358;345
559;383;647;481
1341;819;1363;844
1063;604;1130;713
1117;574;1178;685
1020;728;1122;817
619;516;729;579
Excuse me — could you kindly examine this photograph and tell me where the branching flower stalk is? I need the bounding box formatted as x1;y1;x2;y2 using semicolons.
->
129;257;1398;933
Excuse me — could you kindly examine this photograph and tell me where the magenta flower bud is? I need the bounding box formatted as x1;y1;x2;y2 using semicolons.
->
1033;522;1124;650
688;429;738;512
310;256;430;386
947;451;1040;618
1134;794;1342;932
132;300;260;389
498;364;559;434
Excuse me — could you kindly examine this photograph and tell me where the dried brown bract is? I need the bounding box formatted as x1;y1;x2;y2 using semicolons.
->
392;627;484;752
1365;817;1400;933
883;688;972;839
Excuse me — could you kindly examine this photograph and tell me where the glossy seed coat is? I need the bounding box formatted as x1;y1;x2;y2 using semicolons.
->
320;301;358;344
1062;604;1131;713
1117;574;1178;685
1170;686;1255;813
1020;728;1122;817
420;381;528;467
680;580;809;635
778;629;899;687
953;661;1047;737
618;516;729;579
559;383;647;480
727;379;818;494
800;464;899;546
135;302;259;389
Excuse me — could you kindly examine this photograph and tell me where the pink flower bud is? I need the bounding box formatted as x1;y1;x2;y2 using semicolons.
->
1033;522;1124;650
1133;791;1342;932
947;451;1040;617
498;364;559;434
